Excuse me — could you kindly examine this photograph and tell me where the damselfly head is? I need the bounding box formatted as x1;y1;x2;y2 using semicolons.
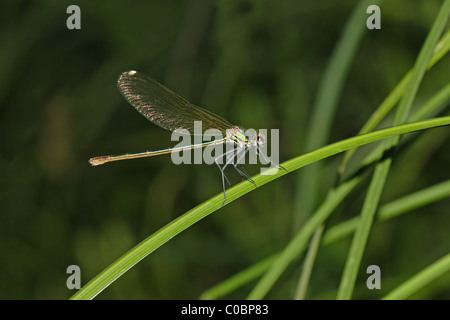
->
230;127;266;148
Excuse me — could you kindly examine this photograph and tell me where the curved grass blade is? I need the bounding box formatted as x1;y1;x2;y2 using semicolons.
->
337;0;450;300
382;253;450;300
199;254;278;300
200;178;450;299
205;80;450;299
294;0;379;229
72;117;450;299
337;29;450;180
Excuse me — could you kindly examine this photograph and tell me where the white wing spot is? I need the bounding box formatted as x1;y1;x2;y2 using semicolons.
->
128;70;137;76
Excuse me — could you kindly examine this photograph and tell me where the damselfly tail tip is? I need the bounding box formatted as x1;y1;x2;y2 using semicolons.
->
89;156;109;166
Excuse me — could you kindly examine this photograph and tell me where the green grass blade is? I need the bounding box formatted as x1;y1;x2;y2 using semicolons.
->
324;178;450;244
355;84;450;174
382;253;450;300
336;0;450;300
337;160;391;300
379;179;450;220
292;0;380;298
198;254;278;300
199;79;449;299
199;78;449;299
409;82;450;122
70;117;450;299
337;29;450;179
201;177;450;299
247;177;360;299
322;217;359;246
293;5;450;299
294;224;324;300
294;0;380;228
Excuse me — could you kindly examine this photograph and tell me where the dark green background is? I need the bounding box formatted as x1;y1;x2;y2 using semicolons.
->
0;0;449;299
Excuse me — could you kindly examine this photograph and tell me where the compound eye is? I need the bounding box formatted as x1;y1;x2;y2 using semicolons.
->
257;135;265;144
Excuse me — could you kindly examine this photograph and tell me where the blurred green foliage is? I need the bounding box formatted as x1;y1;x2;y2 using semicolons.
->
0;0;448;299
